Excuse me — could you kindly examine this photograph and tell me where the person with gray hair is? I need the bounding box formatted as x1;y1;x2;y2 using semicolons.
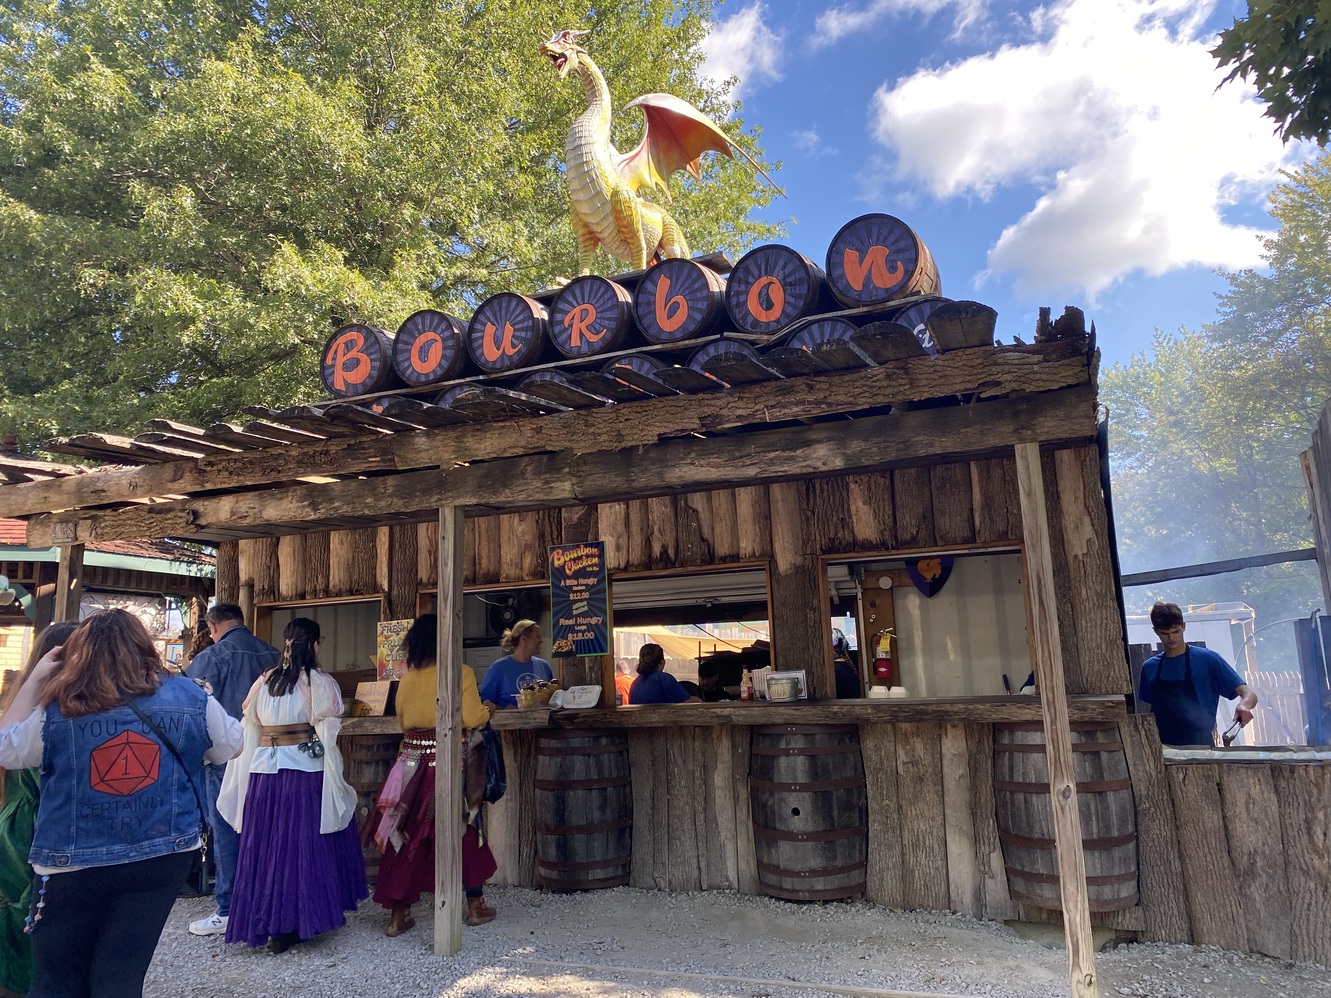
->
184;603;280;936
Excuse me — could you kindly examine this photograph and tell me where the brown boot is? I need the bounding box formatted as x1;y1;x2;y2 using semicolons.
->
384;906;416;937
464;895;497;926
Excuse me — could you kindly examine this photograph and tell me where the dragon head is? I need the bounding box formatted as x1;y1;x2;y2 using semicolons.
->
539;29;589;82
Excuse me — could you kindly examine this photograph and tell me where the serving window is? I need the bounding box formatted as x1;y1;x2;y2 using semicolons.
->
825;550;1031;698
260;597;385;677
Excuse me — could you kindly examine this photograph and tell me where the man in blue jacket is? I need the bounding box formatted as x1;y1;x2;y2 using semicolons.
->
1138;601;1258;747
184;603;280;935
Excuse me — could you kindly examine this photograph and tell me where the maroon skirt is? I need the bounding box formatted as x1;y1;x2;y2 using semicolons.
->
372;732;496;909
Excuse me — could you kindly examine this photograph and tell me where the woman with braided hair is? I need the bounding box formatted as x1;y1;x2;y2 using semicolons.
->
218;618;366;953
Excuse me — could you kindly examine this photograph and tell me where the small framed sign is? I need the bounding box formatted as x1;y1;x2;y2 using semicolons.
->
549;541;609;657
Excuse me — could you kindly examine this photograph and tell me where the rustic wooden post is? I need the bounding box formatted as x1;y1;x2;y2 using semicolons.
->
1014;442;1098;998
54;543;84;622
434;505;465;956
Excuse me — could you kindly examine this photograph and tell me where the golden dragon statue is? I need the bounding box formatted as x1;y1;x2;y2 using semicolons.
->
540;29;781;275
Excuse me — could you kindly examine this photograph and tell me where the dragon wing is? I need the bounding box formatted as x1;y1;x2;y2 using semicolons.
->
615;92;783;199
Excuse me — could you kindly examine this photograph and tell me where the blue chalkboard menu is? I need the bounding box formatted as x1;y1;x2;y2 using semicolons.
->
549;541;609;657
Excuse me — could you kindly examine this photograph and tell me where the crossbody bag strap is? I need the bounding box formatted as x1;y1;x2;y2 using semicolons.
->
122;698;210;842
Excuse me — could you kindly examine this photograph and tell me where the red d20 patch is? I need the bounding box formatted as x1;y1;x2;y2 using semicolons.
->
90;730;161;796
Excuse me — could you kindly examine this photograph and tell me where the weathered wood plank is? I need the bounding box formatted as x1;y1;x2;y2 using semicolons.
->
677;491;713;568
1166;765;1246;951
930;462;975;546
1054;446;1130;694
417;520;438;588
498;513;525;583
768;481;829;697
731;727;759;896
845;471;895;550
375;525;391;596
966;723;1016;921
54;543;84;623
473;515;501;585
650;727;671;891
859;722;904;907
1;343;1093;519
305;530;330;599
628;729;660;889
1118;716;1191;943
275;534;305;601
708;726;740;891
247;539;281;608
895;722;950;911
668;727;703;891
352;527;379;595
28;388;1099;544
1014;441;1097;998
327;530;354;596
387;523;419;620
216;541;240;604
709;489;740;562
971;456;1020;544
892;466;935;549
942;722;982;917
598;502;629;571
1272;764;1331;965
805;477;854;554
560;503;598;545
734;486;773;560
647;495;679;569
626;499;652;571
1218;764;1292;959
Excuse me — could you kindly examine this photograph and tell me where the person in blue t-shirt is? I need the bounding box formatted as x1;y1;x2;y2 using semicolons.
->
628;644;700;705
1138;602;1257;746
479;620;553;709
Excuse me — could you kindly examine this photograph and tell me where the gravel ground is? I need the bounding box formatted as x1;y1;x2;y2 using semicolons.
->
146;888;1330;998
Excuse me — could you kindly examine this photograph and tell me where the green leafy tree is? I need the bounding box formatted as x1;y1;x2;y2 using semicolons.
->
0;0;784;442
1213;1;1331;144
1102;154;1331;623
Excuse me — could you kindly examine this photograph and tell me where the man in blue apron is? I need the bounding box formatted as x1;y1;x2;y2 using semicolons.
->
1138;602;1258;746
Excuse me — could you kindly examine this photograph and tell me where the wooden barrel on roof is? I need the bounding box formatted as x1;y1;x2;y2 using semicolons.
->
785;317;860;351
993;722;1139;911
466;292;551;374
687;338;764;381
549;276;638;358
633;258;727;344
321;324;402;397
392;309;471;386
750;724;867;901
725;244;830;335
534;729;632;890
825;213;940;308
887;296;951;355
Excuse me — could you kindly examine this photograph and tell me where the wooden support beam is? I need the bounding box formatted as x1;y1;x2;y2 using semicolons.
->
1013;442;1097;998
434;505;465;956
26;387;1098;545
0;342;1091;519
54;544;84;622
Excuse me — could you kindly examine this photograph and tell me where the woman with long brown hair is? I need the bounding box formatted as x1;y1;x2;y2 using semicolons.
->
0;622;76;997
0;609;242;997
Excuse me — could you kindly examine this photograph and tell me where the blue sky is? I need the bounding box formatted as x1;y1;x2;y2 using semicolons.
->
695;0;1317;370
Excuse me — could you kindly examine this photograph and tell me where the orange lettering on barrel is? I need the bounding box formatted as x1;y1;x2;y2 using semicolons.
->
325;331;372;392
843;245;904;291
655;275;689;333
564;303;603;348
482;321;521;364
746;276;786;323
410;331;444;375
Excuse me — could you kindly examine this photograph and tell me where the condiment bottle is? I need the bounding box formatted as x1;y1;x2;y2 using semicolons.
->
740;668;754;702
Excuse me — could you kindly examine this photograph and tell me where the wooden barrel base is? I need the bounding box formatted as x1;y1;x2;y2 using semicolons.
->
535;729;632;891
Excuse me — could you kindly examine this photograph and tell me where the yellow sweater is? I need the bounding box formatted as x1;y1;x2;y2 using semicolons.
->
396;665;488;731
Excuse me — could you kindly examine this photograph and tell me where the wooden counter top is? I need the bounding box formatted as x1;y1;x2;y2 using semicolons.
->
489;694;1127;730
338;695;1127;736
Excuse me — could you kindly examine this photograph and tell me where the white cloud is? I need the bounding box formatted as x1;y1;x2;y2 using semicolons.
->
866;0;1310;299
813;0;985;49
699;3;785;101
792;128;838;156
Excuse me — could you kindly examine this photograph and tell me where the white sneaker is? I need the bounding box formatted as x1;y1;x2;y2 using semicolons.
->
188;912;228;936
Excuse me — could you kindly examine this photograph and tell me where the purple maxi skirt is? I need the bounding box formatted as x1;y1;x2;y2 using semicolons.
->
225;769;368;947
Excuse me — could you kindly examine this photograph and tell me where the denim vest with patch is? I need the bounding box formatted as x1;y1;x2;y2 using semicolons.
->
31;676;210;868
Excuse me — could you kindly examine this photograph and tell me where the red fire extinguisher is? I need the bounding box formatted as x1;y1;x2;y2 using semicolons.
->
873;630;895;686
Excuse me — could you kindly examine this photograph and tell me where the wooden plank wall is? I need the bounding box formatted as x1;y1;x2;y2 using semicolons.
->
1119;715;1331;962
216;444;1127;699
